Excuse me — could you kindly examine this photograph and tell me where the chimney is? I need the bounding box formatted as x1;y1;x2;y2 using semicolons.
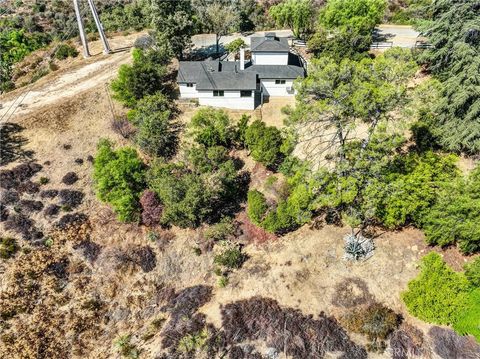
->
240;47;245;71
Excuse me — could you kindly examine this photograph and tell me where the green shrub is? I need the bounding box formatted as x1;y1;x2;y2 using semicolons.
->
93;139;146;222
53;43;78;60
147;148;241;228
377;151;458;228
402;252;470;325
177;328;208;353
0;237;18;259
234;114;250;147
204;217;235;242
111;48;171;108
261;203;296;234
129;93;181;158
464;257;480;287
217;275;229;287
188;108;235;147
147;162;209;227
214;242;247;269
114;334;139;358
453;288;480;341
39;176;49;185
244;120;284;168
420;166;480;254
225;38;246;53
246;190;268;224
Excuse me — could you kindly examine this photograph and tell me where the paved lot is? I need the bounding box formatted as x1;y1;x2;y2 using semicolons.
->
373;24;421;48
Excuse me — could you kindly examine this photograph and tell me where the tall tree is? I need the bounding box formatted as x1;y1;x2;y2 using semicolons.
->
193;0;240;54
150;0;196;59
417;0;480;153
308;0;387;59
285;48;417;236
269;0;315;40
285;47;417;165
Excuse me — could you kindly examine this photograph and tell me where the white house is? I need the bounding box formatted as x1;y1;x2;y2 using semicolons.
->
177;33;305;110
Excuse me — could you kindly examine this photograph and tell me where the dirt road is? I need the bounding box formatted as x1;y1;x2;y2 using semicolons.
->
0;33;140;123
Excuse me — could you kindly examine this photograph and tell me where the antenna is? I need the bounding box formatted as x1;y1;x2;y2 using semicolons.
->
73;0;111;57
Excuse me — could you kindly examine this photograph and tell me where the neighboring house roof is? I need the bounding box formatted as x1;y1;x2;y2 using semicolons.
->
250;35;289;52
178;60;257;90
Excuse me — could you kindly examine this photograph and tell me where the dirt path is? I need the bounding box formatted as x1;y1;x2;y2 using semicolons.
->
0;33;141;123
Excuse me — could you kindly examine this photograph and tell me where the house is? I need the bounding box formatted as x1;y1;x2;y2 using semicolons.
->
177;33;306;110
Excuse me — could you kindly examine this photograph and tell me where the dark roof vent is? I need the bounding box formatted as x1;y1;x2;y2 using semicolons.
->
265;32;276;40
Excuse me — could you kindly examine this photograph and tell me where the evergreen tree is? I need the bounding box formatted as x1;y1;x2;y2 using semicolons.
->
150;0;196;59
418;0;480;153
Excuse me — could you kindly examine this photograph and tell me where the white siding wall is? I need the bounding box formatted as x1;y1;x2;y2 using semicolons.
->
252;52;288;65
198;90;255;110
179;83;199;98
261;79;295;97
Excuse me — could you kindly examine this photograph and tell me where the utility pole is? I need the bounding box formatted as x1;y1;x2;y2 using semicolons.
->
86;0;111;54
73;0;111;57
73;0;90;58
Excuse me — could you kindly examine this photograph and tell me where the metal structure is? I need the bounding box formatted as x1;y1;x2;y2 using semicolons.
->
73;0;110;58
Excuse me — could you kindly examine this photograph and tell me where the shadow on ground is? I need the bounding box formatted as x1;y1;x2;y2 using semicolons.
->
0;122;34;166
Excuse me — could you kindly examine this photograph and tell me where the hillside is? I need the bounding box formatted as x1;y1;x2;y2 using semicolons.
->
2;0;480;357
1;29;479;358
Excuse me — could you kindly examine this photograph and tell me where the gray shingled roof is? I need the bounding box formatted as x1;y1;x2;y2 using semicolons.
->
178;60;257;90
177;41;306;90
250;35;289;52
244;64;305;79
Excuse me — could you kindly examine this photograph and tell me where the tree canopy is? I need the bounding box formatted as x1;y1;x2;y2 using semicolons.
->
150;0;195;59
111;47;171;108
308;0;387;60
417;0;480;153
193;0;240;53
93;139;146;222
318;0;387;32
129;93;182;159
269;0;316;40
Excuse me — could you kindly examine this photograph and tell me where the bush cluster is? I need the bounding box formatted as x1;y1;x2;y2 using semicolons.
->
147;145;241;228
402;252;480;341
419;166;480;254
111;48;171;108
214;242;246;270
128;93;181;158
188;108;236;148
53;43;78;60
244;120;285;168
93;139;146;222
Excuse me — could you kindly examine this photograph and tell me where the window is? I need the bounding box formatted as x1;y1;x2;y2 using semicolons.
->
240;90;252;97
186;83;194;87
275;80;286;85
213;90;224;97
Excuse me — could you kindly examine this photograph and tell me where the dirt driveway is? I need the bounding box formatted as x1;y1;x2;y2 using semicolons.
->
0;33;141;123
